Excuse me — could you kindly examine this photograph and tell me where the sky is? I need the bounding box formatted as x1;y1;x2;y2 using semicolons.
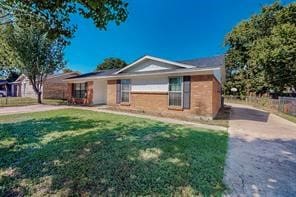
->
65;0;293;73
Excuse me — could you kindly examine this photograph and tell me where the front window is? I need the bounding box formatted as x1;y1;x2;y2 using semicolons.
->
73;83;87;98
168;77;182;107
121;79;130;102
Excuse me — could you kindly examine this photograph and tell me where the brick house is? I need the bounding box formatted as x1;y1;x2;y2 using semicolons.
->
65;55;225;119
14;72;79;99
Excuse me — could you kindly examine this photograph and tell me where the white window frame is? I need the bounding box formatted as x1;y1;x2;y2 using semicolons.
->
121;79;131;103
73;83;87;99
168;76;183;107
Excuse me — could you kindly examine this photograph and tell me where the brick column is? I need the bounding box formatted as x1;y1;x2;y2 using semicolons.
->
66;83;72;102
86;81;93;105
107;80;117;105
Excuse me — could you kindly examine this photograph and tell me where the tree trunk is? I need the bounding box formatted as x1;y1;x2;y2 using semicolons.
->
37;92;42;104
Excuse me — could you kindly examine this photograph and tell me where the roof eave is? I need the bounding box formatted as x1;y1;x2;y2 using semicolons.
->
114;55;195;74
64;67;221;82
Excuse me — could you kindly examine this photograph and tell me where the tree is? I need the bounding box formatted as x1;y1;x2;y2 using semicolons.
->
0;0;128;40
224;2;296;96
249;23;296;92
0;0;128;102
96;58;127;71
6;70;20;82
0;21;65;103
62;68;74;73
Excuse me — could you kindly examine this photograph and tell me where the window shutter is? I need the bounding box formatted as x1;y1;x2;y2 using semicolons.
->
116;80;121;104
183;76;191;109
71;83;75;98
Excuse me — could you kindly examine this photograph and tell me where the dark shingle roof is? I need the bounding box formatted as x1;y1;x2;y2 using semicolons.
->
67;55;225;80
66;69;119;79
179;55;224;68
0;80;8;85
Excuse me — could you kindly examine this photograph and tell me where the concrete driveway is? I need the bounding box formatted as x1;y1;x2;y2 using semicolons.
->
224;103;296;196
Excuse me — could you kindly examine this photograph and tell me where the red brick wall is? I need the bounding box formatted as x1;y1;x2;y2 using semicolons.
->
131;92;168;111
190;75;213;116
43;82;68;99
212;77;222;117
66;81;93;105
43;72;79;99
106;75;222;119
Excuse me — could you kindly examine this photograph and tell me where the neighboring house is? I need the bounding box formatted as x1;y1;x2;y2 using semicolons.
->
0;80;8;97
0;80;19;97
43;72;80;99
65;55;225;119
14;75;37;98
14;72;79;99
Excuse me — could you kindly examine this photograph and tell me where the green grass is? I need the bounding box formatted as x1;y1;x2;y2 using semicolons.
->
274;111;296;124
0;109;228;196
0;97;66;107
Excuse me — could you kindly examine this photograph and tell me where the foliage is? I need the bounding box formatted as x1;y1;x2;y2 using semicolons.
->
0;0;128;86
0;16;65;103
62;68;74;73
1;0;128;40
96;57;127;70
5;70;20;82
0;109;228;195
224;2;296;96
0;68;20;81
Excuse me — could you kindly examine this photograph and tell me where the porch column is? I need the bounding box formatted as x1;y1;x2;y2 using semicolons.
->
86;81;93;105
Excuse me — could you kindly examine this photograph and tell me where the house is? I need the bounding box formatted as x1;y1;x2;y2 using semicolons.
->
65;55;225;119
0;80;19;97
0;80;8;96
14;72;79;99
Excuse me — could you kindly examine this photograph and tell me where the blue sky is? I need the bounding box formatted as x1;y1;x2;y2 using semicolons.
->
65;0;293;73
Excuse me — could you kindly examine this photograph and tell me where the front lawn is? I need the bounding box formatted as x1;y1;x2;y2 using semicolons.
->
0;109;228;196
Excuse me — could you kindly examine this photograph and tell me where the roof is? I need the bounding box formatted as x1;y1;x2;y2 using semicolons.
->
0;80;8;85
47;72;80;79
66;55;225;81
115;55;194;74
179;55;225;69
14;72;80;83
66;69;119;79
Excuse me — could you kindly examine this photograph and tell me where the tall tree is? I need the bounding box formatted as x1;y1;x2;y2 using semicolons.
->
62;68;74;73
0;19;65;103
0;0;128;102
96;58;127;71
224;2;296;96
0;0;128;40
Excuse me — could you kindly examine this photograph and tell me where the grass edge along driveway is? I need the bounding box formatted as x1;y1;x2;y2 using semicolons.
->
0;109;228;196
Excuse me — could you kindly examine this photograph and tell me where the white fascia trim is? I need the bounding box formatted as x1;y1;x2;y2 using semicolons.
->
114;55;195;74
46;72;80;80
64;67;221;83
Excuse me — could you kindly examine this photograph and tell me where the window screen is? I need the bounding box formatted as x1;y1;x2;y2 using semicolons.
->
121;79;130;103
168;77;182;107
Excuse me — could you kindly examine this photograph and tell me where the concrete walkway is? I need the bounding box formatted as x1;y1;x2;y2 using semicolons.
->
89;107;227;131
224;103;296;196
0;104;69;115
0;104;227;131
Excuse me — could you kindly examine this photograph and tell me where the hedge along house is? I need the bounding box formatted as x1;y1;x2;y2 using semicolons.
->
65;55;225;119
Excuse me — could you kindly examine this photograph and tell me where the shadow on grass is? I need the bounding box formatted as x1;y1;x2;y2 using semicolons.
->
0;114;228;196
